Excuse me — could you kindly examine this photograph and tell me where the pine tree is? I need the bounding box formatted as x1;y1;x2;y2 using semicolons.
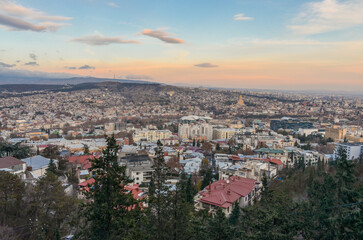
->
207;208;232;240
148;140;171;240
229;202;240;225
28;172;76;240
47;159;58;175
77;135;136;240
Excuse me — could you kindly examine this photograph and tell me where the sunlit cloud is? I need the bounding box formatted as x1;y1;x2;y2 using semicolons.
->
141;29;185;44
72;33;140;46
234;13;253;21
0;1;71;32
290;0;363;35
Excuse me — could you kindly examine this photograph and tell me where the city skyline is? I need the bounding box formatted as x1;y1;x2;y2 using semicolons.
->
1;0;363;92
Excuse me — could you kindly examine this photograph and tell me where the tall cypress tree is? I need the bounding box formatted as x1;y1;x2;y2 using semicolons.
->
77;135;136;240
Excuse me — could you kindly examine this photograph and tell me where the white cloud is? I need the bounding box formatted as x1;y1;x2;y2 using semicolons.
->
234;13;253;21
72;33;140;45
290;0;363;35
107;2;119;8
0;1;71;32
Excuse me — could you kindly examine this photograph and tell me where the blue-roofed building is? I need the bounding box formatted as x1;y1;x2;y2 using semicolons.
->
22;155;58;179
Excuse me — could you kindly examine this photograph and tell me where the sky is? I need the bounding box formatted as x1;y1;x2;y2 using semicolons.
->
0;0;362;92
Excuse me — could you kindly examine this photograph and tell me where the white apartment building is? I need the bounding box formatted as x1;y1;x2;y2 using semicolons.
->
334;143;363;160
133;129;172;142
178;116;213;141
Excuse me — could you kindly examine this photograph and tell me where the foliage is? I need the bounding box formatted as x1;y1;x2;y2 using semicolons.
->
77;135;136;240
0;141;31;159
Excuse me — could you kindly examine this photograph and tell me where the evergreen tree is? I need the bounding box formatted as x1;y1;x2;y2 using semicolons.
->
77;135;136;240
207;208;232;240
0;172;25;226
229;202;240;225
47;159;58;175
148;140;171;240
28;172;76;240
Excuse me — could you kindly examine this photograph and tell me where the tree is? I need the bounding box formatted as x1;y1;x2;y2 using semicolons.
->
0;141;31;159
47;159;58;175
83;144;90;155
201;142;212;156
229;202;240;225
27;172;76;240
41;145;60;159
77;135;136;240
147;140;171;240
216;143;221;151
207;208;231;240
0;172;25;226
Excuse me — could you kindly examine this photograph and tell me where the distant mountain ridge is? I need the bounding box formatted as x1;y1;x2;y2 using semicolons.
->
0;75;153;85
0;80;171;93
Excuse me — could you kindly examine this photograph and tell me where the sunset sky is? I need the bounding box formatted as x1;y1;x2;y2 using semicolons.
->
0;0;362;91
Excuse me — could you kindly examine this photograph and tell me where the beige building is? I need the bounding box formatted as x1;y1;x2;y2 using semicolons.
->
325;126;346;141
213;128;237;140
133;129;172;142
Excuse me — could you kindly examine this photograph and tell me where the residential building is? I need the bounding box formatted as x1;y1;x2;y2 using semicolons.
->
194;176;262;216
178;116;213;141
0;156;26;179
22;155;57;179
325;126;346;141
333;143;363;160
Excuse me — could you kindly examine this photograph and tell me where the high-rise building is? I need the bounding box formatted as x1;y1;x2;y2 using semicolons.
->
178;116;213;141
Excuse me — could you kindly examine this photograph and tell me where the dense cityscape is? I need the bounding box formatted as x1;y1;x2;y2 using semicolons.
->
0;82;362;239
1;0;363;239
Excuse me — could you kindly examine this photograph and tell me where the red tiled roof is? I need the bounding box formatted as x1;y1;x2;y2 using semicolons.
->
78;178;95;187
125;184;146;200
67;155;97;170
0;156;25;169
199;176;256;209
262;158;283;165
